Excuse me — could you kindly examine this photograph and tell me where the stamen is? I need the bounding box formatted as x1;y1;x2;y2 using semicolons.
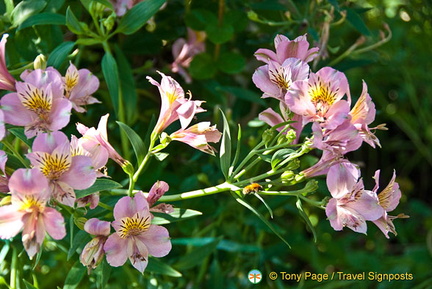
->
19;196;44;212
19;84;52;114
35;152;71;180
118;213;150;238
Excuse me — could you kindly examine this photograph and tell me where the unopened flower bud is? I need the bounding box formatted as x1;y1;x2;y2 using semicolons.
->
281;170;295;181
33;54;47;70
262;129;276;145
121;160;135;175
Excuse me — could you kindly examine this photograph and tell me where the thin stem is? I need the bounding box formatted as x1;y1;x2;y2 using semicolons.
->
159;182;239;202
10;246;17;289
2;140;29;168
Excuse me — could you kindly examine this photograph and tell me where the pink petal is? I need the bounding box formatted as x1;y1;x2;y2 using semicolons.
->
104;233;129;267
60;155;96;190
113;192;149;220
137;225;171;258
9;169;50;202
0;205;24;239
32;131;69;153
84;218;111;236
49;98;72;131
43;207;66;240
129;238;149;273
0;92;34;126
327;162;360;198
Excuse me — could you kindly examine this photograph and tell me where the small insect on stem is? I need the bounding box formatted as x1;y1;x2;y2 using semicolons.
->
242;183;263;195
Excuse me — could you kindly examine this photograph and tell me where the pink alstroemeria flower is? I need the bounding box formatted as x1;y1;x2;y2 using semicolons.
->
0;34;16;91
253;58;310;101
171;28;206;83
146;181;173;214
286;67;351;129
325;163;385;234
170;122;222;156
0;169;66;258
1;68;72;138
26;131;96;206
77;114;127;168
110;0;143;16
0;150;9;192
349;81;382;148
371;170;408;238
147;71;205;134
255;34;319;64
63;62;100;113
80;218;111;272
104;192;172;273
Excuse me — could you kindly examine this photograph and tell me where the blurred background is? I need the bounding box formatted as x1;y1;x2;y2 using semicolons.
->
1;0;431;288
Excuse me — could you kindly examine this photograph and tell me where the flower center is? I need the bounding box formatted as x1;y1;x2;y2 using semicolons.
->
19;84;52;116
36;152;71;180
308;81;337;114
19;196;45;212
118;213;150;238
65;70;79;97
269;66;291;90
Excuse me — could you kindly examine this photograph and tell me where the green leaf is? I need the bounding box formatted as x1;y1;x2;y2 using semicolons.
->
344;7;371;36
189;53;217;80
116;121;146;164
23;280;38;289
64;261;86;289
66;7;87;35
219;109;231;180
18;12;65;31
185;9;217;31
147;258;182;277
116;0;165;35
101;52;120;117
11;0;47;27
206;22;234;44
47;41;75;68
234;194;291;248
271;149;295;170
217;52;245;74
67;230;91;260
115;45;137;124
75;179;122;199
296;198;318;243
174;237;221;270
224;10;248;32
152;208;202;225
8;127;33;147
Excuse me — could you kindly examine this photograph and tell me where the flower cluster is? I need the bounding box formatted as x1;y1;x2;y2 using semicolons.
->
253;34;406;237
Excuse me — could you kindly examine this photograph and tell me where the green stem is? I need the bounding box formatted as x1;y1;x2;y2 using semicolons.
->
10;247;17;289
159;182;239;202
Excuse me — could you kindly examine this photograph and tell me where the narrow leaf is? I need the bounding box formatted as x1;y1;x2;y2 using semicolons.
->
219;109;231;180
18;13;65;31
47;41;75;68
66;7;86;35
174;238;221;270
147;258;182;277
67;230;91;260
22;280;38;289
152;208;202;225
345;7;371;36
296;198;318;242
8;127;33;147
234;194;291;248
64;261;86;289
115;45;137;124
117;121;146;164
253;193;273;219
101;52;120;117
117;0;165;35
11;0;46;27
75;179;122;199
